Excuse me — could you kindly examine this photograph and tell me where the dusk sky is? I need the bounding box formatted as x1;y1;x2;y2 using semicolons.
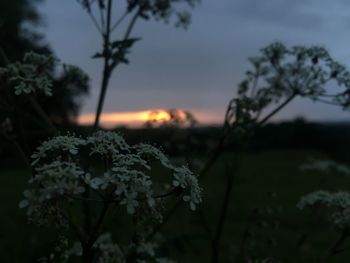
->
38;0;350;126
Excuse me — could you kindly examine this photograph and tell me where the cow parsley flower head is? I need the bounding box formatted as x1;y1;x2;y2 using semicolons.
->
87;130;130;157
0;51;55;96
173;166;202;210
31;134;86;165
300;158;350;176
19;160;86;220
20;131;202;224
230;42;350;131
298;190;350;230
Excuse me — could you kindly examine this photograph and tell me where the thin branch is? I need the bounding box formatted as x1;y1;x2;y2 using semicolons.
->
146;199;183;242
109;9;140;71
211;158;238;263
65;194;105;203
148;92;298;240
67;215;89;245
329;229;348;256
88;9;104;35
88;200;111;246
94;7;140;129
93;0;113;130
99;5;106;33
110;11;129;32
257;92;297;127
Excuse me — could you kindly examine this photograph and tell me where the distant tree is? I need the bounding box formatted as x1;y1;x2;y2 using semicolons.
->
0;0;89;125
0;0;49;61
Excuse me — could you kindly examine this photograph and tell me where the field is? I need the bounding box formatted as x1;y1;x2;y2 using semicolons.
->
1;149;349;262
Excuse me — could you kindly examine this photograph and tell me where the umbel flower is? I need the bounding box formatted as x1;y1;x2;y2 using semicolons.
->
224;42;350;135
300;158;350;176
0;52;55;96
298;190;350;230
20;131;202;224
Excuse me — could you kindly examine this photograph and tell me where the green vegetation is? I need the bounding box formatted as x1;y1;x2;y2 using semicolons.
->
2;149;349;262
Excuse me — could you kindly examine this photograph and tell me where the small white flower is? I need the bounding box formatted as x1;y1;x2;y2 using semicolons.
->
120;192;139;214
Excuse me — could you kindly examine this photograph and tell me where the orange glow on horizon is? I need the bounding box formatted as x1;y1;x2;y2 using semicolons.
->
78;111;152;126
147;111;171;122
77;109;223;127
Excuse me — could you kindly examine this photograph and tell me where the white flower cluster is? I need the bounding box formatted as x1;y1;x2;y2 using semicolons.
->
31;134;86;165
0;52;55;96
38;233;124;263
93;233;125;263
300;158;350;176
128;239;176;263
232;41;350;128
173;166;202;210
19;160;86;220
45;233;176;263
20;131;202;221
298;190;350;230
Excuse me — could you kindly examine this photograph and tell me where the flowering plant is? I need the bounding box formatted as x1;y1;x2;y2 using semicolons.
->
19;131;201;261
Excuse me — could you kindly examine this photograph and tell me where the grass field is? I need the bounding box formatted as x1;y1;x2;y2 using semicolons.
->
1;149;349;262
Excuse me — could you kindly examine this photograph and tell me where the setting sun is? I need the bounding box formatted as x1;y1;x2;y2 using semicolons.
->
77;109;222;128
147;111;171;122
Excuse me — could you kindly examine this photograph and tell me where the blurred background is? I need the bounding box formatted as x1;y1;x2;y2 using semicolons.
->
37;0;350;126
1;0;350;262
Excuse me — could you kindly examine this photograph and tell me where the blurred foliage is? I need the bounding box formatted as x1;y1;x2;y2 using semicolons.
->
0;0;48;61
0;0;89;126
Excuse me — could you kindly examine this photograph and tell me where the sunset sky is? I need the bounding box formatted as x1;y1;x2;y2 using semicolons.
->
39;0;350;126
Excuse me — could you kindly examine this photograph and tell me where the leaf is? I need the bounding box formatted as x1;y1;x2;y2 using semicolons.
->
91;52;103;59
111;38;141;49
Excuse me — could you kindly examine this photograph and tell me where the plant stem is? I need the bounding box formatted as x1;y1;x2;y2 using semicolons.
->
148;93;298;240
82;199;112;263
329;229;348;256
211;158;238;263
256;93;297;127
93;5;140;130
93;0;113;130
111;11;128;32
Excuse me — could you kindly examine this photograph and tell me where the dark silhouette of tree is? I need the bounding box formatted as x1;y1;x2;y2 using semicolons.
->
0;0;89;125
0;0;49;61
